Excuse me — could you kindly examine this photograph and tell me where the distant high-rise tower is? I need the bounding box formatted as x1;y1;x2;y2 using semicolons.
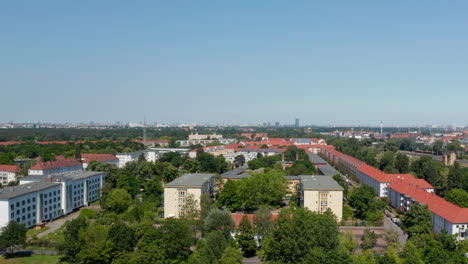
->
295;118;300;128
275;121;280;127
143;116;147;144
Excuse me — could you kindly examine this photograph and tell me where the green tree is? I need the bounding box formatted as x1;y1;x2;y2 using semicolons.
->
236;215;256;256
349;185;384;220
286;159;317;176
401;240;424;264
262;208;340;263
445;188;468;208
216;180;241;211
333;174;349;198
76;223;114;264
233;155;246;168
57;217;89;263
401;203;433;238
106;188;132;214
394;153;410;174
447;162;464;191
220;246;243;264
340;231;357;255
143;177;163;202
204;209;235;239
181;193;201;221
108;221;137;252
237;170;287;210
0;221;27;253
360;229;378;250
206;230;229;261
253;207;272;242
140;218;193;262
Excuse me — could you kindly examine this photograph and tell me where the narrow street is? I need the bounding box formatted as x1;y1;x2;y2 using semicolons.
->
383;217;407;246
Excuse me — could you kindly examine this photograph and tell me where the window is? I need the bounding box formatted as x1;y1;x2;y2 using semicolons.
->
22;200;25;205
10;204;14;210
22;208;25;213
10;213;14;218
27;199;31;203
16;202;19;207
32;198;35;202
16;210;20;215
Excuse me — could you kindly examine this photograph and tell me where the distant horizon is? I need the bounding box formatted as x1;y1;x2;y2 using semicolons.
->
1;119;466;129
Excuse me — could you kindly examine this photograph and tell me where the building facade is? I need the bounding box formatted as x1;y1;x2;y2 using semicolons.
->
164;173;215;218
28;158;83;176
299;175;343;221
0;171;105;229
0;165;20;186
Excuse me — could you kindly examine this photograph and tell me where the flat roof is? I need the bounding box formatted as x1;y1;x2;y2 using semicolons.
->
21;171;104;183
300;175;344;191
221;165;250;179
308;153;327;164
0;181;60;200
317;164;341;176
165;173;215;188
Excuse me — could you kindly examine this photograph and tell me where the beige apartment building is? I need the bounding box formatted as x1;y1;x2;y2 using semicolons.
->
163;173;215;218
299;176;343;221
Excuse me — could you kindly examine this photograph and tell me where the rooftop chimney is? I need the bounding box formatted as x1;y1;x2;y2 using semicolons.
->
47;176;52;182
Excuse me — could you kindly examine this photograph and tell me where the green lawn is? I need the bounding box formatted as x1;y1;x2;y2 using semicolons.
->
26;227;50;239
0;255;59;264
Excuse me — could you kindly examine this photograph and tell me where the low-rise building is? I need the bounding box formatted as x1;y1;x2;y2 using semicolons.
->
0;181;62;229
28;158;83;176
220;166;250;183
20;171;105;215
0;165;20;186
116;150;160;168
81;154;118;169
388;179;468;241
299;175;343;221
164;173;215;218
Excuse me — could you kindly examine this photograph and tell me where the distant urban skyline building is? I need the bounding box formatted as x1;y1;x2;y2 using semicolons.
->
295;118;300;128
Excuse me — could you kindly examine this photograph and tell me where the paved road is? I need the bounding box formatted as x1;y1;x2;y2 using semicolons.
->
383;217;407;246
37;205;100;238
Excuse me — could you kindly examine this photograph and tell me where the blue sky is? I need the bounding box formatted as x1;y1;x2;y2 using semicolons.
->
1;1;467;126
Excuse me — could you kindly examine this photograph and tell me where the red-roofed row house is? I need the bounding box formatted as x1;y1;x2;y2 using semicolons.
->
81;154;119;169
321;146;468;241
0;165;20;186
28;158;83;176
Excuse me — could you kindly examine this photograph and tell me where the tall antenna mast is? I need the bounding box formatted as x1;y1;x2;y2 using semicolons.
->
143;115;147;145
380;121;383;140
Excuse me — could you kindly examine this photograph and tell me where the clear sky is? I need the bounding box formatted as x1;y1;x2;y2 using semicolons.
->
1;1;467;126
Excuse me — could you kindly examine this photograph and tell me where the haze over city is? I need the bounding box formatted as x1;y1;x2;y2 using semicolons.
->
1;1;467;125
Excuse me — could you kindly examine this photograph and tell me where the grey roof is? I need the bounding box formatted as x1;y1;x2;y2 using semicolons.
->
239;149;282;153
317;164;341;176
21;171;104;183
221;165;250;179
287;176;300;180
0;181;60;200
116;150;146;156
300;175;344;191
308;153;327;164
165;173;215;188
293;138;311;144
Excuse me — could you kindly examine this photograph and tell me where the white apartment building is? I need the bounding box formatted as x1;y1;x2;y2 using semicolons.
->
81;154;118;169
188;133;223;140
0;181;62;228
223;152;257;163
116;150;161;168
0;165;20;186
0;171;106;229
28;159;83;176
299;175;343;221
164;173;215;218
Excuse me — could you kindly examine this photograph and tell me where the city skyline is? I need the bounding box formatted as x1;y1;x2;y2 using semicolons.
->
1;1;468;125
